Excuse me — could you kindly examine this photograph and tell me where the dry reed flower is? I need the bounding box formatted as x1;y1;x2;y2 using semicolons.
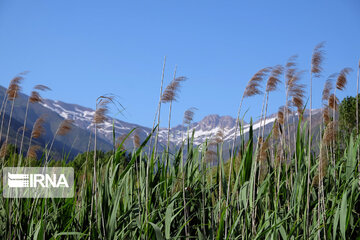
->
336;67;352;91
311;42;325;77
257;137;269;163
27;145;41;159
183;107;197;125
323;120;337;145
328;94;339;110
29;91;42;103
162;76;187;103
323;105;330;125
58;119;74;136
7;75;24;100
266;65;283;92
273;119;280;139
34;84;51;91
244;67;270;97
31;117;46;139
93;108;108;124
285;55;298;87
277;106;290;125
322;74;335;103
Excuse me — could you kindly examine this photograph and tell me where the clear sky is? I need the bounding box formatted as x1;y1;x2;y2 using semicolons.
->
0;0;359;127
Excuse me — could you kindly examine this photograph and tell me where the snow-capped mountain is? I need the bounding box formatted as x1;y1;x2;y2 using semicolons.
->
1;84;323;158
39;97;323;150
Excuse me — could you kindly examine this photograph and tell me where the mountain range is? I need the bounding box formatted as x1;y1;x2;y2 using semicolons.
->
0;85;323;160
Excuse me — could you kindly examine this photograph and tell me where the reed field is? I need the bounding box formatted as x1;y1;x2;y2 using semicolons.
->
0;44;360;239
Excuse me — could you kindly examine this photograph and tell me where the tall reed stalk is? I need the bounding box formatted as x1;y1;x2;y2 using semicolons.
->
306;42;325;236
225;67;269;238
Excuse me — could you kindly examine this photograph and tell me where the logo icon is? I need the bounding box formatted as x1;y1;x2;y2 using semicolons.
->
7;173;29;188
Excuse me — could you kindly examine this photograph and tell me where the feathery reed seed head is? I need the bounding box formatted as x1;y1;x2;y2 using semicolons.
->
7;75;24;100
34;84;51;91
29;91;42;103
31;117;46;139
311;42;325;77
323;121;337;145
285;55;298;86
323;105;330;125
266;65;283;92
322;75;335;103
161;76;187;103
183;107;197;125
328;94;339;110
244;67;271;97
27;145;41;159
336;67;352;91
93;108;108;124
58;119;74;136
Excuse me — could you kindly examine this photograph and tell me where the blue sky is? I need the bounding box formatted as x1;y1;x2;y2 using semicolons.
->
0;0;359;127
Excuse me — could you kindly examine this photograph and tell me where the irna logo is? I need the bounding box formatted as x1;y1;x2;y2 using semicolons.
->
7;172;69;188
3;167;74;198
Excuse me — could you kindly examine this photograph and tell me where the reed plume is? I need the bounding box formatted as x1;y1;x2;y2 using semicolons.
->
27;145;41;159
336;68;352;91
243;67;270;98
273;119;280;140
161;67;187;158
183;107;197;126
94;107;108;125
161;76;187;103
31;116;46;140
322;75;335;103
58;119;74;136
311;42;325;77
323;121;337;145
257;137;269;182
29;91;42;103
323;106;331;125
46;119;74;162
277;107;285;125
328;94;339;111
